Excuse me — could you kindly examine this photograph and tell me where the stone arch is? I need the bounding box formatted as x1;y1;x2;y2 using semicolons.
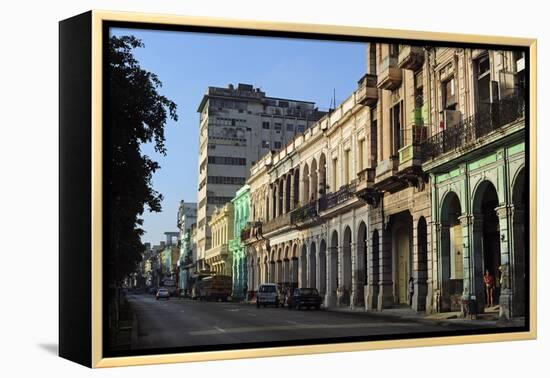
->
319;239;327;297
511;166;526;316
472;180;501;310
415;216;428;311
327;230;339;306
319;153;327;196
300;243;308;287
285;173;292;213
356;221;367;306
293;169;300;209
310;158;318;201
302;163;310;205
439;191;463;311
390;211;413;306
309;241;317;289
341;226;353;306
278;179;284;216
290;243;299;288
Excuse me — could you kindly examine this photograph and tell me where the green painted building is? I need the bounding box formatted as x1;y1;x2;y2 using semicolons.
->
229;185;250;300
423;96;526;318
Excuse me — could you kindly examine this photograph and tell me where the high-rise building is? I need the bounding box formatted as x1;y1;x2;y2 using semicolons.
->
195;83;325;270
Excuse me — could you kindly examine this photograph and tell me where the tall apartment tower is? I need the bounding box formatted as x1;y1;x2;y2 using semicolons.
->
195;83;325;270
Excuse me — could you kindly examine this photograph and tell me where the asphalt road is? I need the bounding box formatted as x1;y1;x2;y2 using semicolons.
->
126;293;487;350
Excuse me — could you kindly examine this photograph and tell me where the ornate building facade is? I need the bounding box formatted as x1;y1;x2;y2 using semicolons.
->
229;185;250;300
240;43;526;317
205;203;234;275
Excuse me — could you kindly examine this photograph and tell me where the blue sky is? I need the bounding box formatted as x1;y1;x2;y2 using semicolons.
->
110;27;367;246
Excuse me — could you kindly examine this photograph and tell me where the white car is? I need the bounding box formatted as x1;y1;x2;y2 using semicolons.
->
156;288;170;300
256;283;279;308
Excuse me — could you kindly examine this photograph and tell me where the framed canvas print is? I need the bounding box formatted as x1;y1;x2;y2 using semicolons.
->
59;10;537;368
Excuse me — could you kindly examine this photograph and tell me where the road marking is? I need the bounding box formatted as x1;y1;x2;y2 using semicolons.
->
214;326;226;333
225;308;240;312
180;310;185;313
189;322;415;336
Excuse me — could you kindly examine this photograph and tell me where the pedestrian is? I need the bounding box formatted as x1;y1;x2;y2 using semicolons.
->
483;269;494;308
408;277;414;306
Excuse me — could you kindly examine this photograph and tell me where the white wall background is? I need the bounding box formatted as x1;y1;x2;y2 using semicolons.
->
0;0;546;376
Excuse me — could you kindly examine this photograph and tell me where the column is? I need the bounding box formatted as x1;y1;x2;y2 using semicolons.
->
458;214;473;300
496;205;514;320
366;231;379;311
350;242;365;308
325;245;338;307
471;214;485;313
377;226;394;310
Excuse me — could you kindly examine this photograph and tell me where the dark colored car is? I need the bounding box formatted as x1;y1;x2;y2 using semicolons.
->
287;288;323;310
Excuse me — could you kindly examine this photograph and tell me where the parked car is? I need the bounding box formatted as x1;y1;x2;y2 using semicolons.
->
148;287;158;295
256;283;279;308
156;288;170;300
287;288;323;310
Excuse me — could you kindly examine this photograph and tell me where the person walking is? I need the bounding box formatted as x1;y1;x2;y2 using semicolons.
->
483;270;495;308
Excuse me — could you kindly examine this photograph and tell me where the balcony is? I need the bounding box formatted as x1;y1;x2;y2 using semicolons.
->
290;201;319;228
241;221;262;244
397;45;424;71
318;181;358;213
262;212;291;235
204;244;229;260
377;56;402;90
355;168;381;206
422;94;525;163
373;156;404;193
356;73;378;107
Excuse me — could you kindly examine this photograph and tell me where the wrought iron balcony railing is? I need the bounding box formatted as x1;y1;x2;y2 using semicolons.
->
290;201;318;224
262;212;291;234
421;95;525;162
318;180;358;212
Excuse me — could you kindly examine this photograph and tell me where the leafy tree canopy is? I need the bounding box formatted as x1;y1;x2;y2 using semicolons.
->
108;35;178;284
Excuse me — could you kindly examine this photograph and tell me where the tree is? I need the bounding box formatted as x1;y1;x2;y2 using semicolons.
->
107;35;178;287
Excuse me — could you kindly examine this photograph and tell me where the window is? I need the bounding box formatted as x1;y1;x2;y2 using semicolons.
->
208;156;246;166
207;176;246;185
358;139;364;172
274;123;282;130
344;149;351;185
286;123;294;132
475;55;491;107
390;44;399;58
370;108;378;166
274;141;282;149
332;158;338;191
262;140;270;148
390;101;403;152
262;121;270;129
297;124;305;133
442;77;456;110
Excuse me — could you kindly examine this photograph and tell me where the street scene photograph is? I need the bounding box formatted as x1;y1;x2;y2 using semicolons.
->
103;25;528;356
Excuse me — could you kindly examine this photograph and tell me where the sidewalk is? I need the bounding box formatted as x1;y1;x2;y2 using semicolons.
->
323;304;526;329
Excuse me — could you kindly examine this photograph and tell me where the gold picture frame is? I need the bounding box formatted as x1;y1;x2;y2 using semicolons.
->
59;10;537;368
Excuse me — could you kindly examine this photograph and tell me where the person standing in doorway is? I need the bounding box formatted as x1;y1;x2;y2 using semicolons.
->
408;277;414;307
484;270;495;308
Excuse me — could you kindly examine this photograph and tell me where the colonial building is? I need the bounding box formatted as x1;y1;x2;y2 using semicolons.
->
195;83;325;272
176;200;197;291
205;203;234;275
229;185;250;300
241;43;526;318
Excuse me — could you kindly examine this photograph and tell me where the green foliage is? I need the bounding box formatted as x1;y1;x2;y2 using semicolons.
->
107;35;178;284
